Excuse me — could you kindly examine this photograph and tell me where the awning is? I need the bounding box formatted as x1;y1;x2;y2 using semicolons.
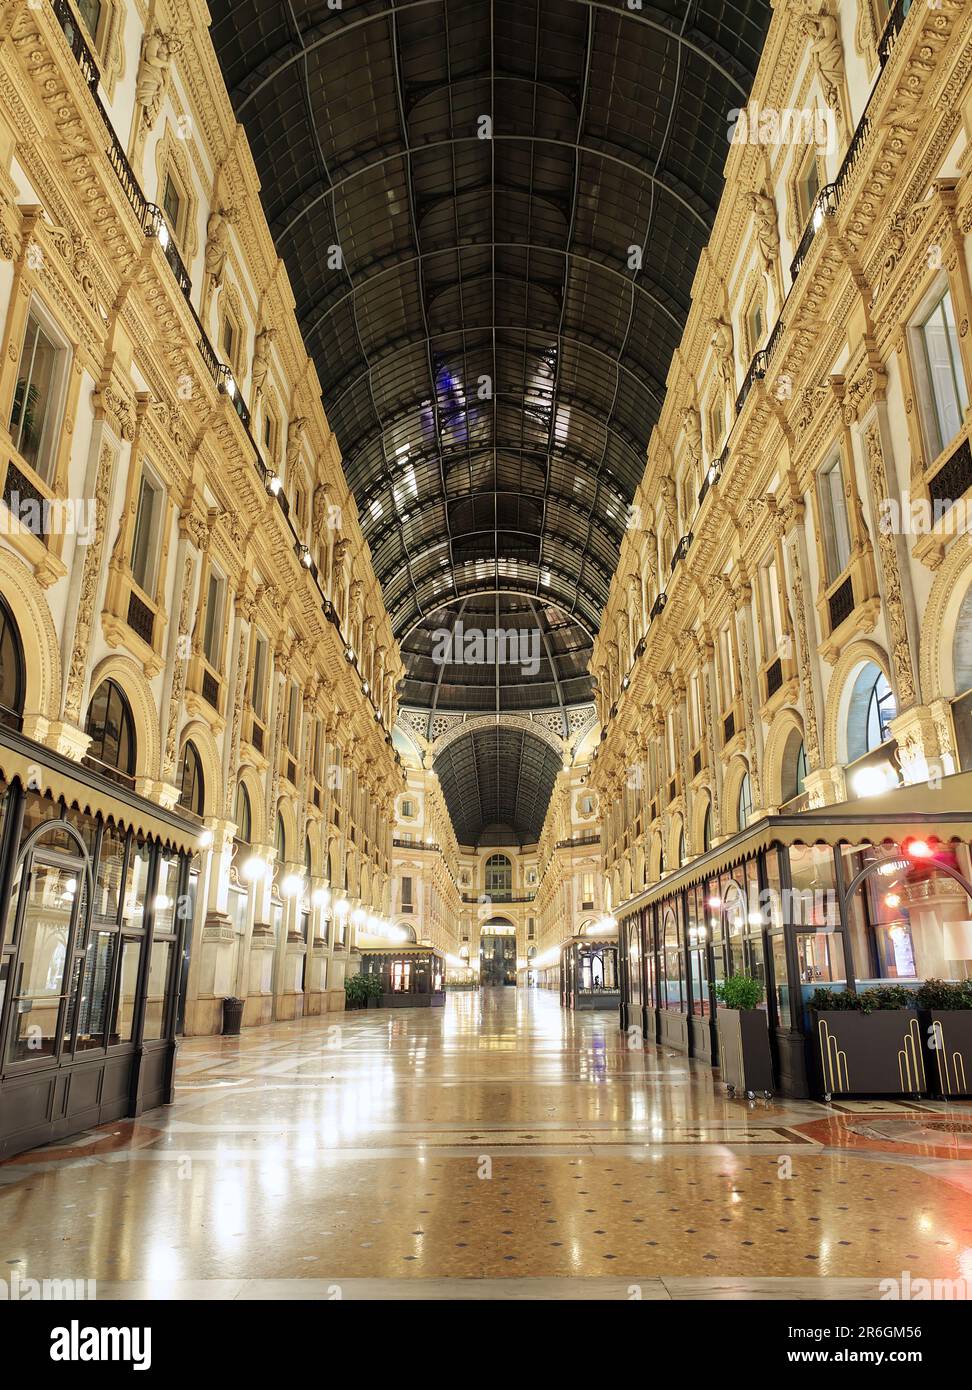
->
0;727;202;855
616;770;972;921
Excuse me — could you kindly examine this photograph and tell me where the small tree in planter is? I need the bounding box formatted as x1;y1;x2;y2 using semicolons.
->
715;974;773;1099
344;975;367;1010
810;985;924;1100
916;978;972;1098
364;973;383;1008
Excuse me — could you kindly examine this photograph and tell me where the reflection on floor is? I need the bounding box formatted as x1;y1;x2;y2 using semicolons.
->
3;988;972;1300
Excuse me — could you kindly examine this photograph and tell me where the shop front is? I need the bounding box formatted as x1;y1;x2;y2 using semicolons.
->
358;945;446;1007
0;727;199;1158
560;936;620;1009
617;776;972;1098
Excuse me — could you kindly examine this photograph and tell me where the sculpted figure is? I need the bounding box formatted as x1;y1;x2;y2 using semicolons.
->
136;29;182;119
681;405;703;467
286;417;307;474
747;189;780;271
796;6;844;111
251;327;276;395
709;317;734;400
204;206;236;286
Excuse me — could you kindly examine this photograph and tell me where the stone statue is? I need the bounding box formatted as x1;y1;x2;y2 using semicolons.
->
643;528;658;591
796;5;844;112
681;405;703;467
136;29;182;123
251;326;276;396
312;483;331;541
747;189;780;272
286;417;307;474
709;317;734;402
660;474;678;532
204;206;236;287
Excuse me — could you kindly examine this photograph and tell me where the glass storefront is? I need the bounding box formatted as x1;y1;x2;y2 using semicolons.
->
0;769;195;1157
561;937;620;1009
616;819;972;1097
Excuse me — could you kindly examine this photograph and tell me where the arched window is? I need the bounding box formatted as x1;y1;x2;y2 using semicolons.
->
954;583;972;693
234;782;251;843
485;853;512;895
702;802;713;853
676;822;685;868
177;740;204;816
0;595;25;729
276;811;287;865
305;836;312;879
737;770;752;830
84;679;135;783
781;732;808;805
847;662;896;762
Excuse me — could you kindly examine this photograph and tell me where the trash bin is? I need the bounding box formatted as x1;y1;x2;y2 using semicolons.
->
222;996;245;1035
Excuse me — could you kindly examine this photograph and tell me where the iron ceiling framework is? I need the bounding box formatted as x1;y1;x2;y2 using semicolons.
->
210;0;770;844
433;725;565;847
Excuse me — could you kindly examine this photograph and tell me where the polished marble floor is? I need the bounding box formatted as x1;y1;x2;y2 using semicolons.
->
3;987;972;1299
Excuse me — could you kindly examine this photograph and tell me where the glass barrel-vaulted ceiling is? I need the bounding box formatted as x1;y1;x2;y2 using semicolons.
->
209;0;771;845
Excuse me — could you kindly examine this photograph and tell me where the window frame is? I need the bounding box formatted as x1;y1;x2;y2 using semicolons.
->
202;565;227;672
9;296;72;487
130;464;166;598
916;285;970;461
817;452;853;586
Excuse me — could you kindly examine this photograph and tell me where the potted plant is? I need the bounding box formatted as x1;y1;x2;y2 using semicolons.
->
365;973;383;1008
917;978;972;1098
715;974;773;1099
811;984;924;1099
344;975;366;1010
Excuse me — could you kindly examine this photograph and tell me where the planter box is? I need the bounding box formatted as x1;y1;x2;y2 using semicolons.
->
923;1009;972;1098
813;1009;926;1098
380;992;445;1008
572;988;621;1010
717;1007;774;1096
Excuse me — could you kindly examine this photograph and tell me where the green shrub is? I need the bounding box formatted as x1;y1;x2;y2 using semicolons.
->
859;984;914;1012
916;978;972;1010
344;975;368;1006
715;974;764;1010
363;973;383;999
809;987;861;1012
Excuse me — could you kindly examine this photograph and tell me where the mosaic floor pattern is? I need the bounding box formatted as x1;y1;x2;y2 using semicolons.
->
2;989;971;1299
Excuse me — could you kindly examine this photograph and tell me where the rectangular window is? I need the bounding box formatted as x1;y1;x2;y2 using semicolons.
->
10;301;69;483
710;398;724;452
222;315;236;365
582;872;594;909
313;720;324;781
798;155;819;227
760;556;782;660
250;630;268;720
818;455;852;584
142;937;173;1041
719;626;736;706
202;568;226;668
162;174;182;240
402;875;413;909
113;939;142;1044
920;288;969;458
78;0;103;41
131;468;164;594
286;680;300;753
263;410;278;463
